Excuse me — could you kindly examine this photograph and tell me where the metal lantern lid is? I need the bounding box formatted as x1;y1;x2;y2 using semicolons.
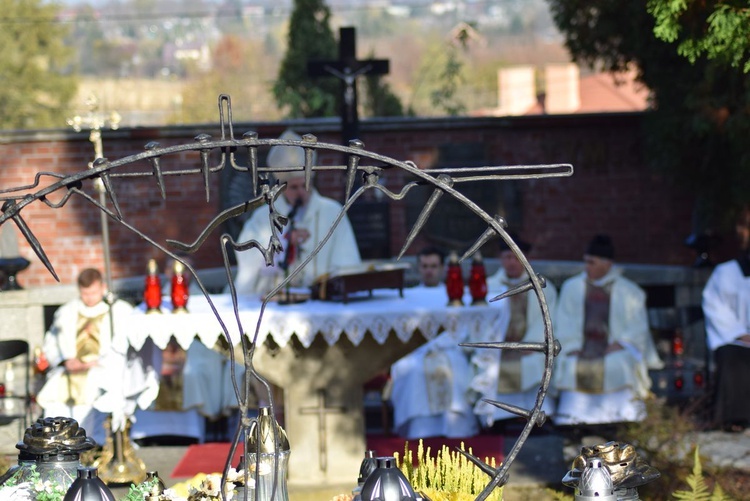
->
63;467;116;501
575;458;617;501
360;457;419;501
357;450;378;486
146;470;166;496
247;407;290;454
562;441;660;491
16;416;96;460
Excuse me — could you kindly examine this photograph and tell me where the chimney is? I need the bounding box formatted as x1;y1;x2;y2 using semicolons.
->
544;63;580;113
496;66;536;116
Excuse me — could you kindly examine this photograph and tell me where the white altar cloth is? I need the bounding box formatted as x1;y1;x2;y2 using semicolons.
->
125;287;504;483
126;287;504;351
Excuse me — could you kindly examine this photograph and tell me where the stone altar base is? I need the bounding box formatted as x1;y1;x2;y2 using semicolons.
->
251;331;425;486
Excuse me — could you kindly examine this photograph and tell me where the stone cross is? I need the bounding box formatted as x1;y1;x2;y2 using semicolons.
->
308;27;389;144
299;389;346;472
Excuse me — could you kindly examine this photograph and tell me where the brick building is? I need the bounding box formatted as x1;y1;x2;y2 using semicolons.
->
0;111;707;288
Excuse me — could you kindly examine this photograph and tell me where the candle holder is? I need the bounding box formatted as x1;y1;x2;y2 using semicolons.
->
245;407;291;501
562;441;660;501
0;417;96;496
445;251;465;306
63;466;115;501
170;260;189;313
468;252;488;305
143;259;162;314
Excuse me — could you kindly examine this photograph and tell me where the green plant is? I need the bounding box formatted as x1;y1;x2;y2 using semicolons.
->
544;489;573;501
122;477;158;501
1;464;66;501
615;396;703;498
395;440;502;501
673;447;732;501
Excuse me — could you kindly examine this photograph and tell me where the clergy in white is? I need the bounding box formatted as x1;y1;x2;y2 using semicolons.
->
233;130;362;298
470;235;558;427
702;209;750;429
554;235;663;425
389;248;479;439
37;268;134;444
390;316;479;439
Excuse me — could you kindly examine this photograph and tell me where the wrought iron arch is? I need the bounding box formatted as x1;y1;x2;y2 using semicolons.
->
0;94;572;501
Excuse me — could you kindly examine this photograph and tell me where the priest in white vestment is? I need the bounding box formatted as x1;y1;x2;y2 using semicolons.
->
37;268;135;444
470;235;558;428
554;235;663;425
702;208;750;430
390;246;480;439
232;130;362;298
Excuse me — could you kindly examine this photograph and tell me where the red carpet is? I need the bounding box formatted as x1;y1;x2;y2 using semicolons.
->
172;442;245;478
171;434;504;478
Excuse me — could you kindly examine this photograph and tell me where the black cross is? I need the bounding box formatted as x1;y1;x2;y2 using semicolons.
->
308;27;389;144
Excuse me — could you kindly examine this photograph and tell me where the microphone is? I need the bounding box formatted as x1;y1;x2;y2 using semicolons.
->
282;199;303;271
287;198;303;221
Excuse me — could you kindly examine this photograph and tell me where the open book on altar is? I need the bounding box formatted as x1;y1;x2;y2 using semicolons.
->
311;262;411;303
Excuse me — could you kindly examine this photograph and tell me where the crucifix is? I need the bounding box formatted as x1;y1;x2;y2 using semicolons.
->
308;27;389;144
299;389;346;472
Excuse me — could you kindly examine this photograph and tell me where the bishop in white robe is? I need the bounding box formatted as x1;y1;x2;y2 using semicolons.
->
232;132;361;298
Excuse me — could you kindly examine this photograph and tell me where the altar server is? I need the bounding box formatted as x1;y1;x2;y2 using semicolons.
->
233;129;362;298
702;207;750;431
389;246;480;439
554;235;663;425
470;234;558;428
37;268;133;443
416;246;446;287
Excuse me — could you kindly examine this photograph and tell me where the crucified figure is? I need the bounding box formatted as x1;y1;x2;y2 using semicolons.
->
324;64;373;123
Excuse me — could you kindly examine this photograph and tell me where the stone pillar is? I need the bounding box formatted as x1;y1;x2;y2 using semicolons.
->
251;331;425;486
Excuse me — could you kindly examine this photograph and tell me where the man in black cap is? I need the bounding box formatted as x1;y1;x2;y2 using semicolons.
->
553;234;663;426
469;232;558;429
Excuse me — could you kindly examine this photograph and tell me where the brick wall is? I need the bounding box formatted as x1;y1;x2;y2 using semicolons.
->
0;112;706;288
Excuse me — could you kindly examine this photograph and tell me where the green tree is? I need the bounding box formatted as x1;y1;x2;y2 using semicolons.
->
429;44;467;116
363;73;405;117
273;0;339;118
176;35;278;124
648;0;750;72
0;0;78;130
362;50;404;117
547;0;750;230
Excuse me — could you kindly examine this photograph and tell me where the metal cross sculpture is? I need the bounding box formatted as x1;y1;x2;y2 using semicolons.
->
0;94;572;501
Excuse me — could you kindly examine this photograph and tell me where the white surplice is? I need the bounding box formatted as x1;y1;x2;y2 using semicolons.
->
390;311;478;439
701;258;750;427
37;298;137;444
702;259;750;351
232;189;361;297
470;269;558;426
129;338;244;443
553;268;663;425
